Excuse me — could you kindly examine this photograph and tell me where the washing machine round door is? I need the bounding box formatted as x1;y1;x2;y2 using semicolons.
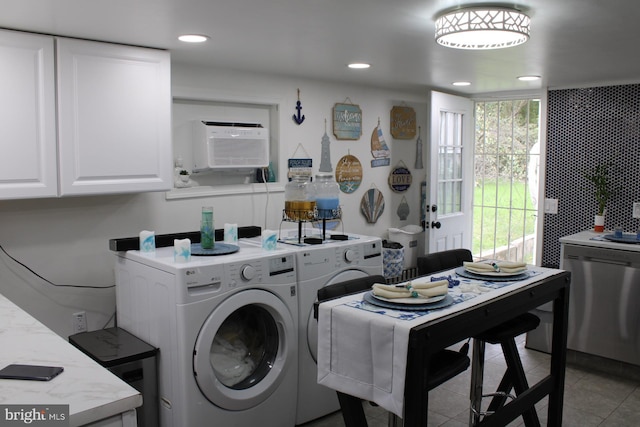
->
307;269;368;363
193;289;295;410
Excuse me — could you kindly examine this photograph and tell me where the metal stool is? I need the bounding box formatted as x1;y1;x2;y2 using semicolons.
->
469;313;541;426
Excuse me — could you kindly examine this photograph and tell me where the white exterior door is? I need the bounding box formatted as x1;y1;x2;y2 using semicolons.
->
427;91;474;253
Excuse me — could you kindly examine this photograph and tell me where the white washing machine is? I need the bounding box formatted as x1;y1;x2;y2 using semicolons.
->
293;234;383;425
114;242;298;427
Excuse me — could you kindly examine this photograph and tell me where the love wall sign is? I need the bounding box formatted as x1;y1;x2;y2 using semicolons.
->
388;162;412;192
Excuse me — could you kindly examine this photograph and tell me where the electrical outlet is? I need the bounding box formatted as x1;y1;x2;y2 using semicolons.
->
634;202;640;219
73;311;87;334
544;198;558;214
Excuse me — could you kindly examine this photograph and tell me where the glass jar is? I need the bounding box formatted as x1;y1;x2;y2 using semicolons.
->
200;206;214;249
315;173;340;219
284;175;316;221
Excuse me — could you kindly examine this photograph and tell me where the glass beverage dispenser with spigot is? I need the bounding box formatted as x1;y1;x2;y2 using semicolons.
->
315;173;339;219
284;175;316;221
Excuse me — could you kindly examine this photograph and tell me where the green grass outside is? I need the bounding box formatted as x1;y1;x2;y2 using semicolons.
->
473;180;537;255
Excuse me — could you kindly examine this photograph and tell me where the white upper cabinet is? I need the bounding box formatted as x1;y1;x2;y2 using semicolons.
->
0;30;58;199
0;30;172;200
56;38;172;195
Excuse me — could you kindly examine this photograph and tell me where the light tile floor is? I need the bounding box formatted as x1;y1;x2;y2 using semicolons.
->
301;335;640;427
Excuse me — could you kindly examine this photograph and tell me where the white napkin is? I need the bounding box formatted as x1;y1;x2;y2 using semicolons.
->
463;261;527;274
372;279;448;299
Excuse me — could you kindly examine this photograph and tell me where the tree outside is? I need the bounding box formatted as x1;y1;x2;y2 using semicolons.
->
473;99;540;262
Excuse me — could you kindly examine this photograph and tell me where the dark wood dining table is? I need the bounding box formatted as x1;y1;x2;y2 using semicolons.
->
317;268;571;427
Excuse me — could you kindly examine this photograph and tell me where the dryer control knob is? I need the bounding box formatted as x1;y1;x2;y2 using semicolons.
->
344;249;356;263
241;265;256;281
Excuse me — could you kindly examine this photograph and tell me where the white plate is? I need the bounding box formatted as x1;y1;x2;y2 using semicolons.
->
463;267;527;277
370;293;446;305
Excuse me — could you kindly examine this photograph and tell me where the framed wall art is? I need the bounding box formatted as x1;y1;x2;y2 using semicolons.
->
333;99;362;140
388;160;412;193
370;119;390;167
390;105;416;139
360;185;385;224
335;153;363;193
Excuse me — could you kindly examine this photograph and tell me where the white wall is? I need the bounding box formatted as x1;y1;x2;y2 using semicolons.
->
0;62;428;337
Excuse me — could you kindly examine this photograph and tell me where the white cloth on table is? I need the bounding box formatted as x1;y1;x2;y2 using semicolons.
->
316;267;560;417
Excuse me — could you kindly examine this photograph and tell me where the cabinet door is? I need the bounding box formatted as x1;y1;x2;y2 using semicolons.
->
0;30;57;199
56;38;172;195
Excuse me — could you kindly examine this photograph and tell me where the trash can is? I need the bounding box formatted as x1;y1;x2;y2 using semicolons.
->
388;225;424;270
69;327;158;427
525;302;554;353
383;240;404;279
524;264;559;354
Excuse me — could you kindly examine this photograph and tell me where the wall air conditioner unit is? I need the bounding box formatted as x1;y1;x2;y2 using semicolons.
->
192;121;269;171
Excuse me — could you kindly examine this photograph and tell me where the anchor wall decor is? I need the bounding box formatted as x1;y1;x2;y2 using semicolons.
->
292;88;305;125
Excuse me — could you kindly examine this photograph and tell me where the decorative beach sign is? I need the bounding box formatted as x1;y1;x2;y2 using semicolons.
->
335;153;363;193
333;101;362;140
388;161;412;193
414;126;424;169
360;187;385;224
397;196;410;220
292;88;305;125
288;143;313;180
288;158;313;180
370;118;390;167
390;106;416;139
319;129;333;173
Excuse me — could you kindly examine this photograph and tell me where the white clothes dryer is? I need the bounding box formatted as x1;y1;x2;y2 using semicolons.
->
115;242;298;427
293;234;383;425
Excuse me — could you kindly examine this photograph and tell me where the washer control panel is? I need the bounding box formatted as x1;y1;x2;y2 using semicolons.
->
226;254;296;286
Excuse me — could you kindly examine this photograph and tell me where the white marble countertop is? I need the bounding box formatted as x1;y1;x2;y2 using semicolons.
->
0;293;142;426
560;230;640;252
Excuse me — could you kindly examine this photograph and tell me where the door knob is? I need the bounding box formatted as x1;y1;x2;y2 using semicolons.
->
431;205;438;212
431;221;441;229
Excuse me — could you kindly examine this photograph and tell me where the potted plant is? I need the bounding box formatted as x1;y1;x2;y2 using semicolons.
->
179;169;190;183
584;161;617;232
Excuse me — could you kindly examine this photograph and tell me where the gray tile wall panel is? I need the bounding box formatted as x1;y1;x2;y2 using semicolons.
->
543;84;640;267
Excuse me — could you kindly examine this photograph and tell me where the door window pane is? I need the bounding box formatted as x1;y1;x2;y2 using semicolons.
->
438;111;463;215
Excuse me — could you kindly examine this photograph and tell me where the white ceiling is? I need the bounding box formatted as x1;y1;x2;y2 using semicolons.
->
3;0;640;95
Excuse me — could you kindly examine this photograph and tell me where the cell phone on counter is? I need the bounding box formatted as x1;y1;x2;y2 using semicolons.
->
0;364;64;381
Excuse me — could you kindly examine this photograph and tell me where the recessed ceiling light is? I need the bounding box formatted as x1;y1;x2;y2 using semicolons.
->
178;34;209;43
518;75;541;81
452;81;471;86
348;63;371;69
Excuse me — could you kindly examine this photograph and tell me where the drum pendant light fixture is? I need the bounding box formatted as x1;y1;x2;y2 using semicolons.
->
435;6;530;50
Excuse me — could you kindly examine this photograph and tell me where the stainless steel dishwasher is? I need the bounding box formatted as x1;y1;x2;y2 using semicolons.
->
564;243;640;365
